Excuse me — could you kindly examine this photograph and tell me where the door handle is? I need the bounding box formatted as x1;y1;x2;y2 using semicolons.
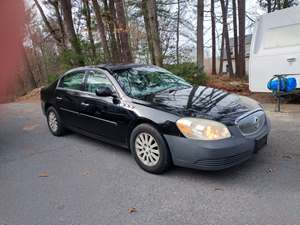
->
81;102;90;107
56;96;63;101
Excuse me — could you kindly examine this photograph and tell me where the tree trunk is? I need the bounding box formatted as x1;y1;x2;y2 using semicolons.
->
108;0;123;62
114;0;133;63
60;0;84;66
267;0;272;12
92;0;112;62
141;0;163;66
176;0;180;65
211;0;216;75
103;0;119;63
232;0;239;76
141;0;155;65
197;0;204;71
22;46;38;89
220;0;234;77
83;0;96;61
277;0;282;9
27;26;45;85
238;0;246;77
219;28;225;75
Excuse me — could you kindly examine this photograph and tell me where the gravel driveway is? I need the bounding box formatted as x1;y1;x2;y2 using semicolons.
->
0;101;299;225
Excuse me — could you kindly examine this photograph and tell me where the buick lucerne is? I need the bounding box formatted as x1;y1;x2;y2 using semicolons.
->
41;64;270;174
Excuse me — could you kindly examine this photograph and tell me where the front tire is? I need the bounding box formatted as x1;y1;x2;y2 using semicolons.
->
46;106;65;136
130;124;172;174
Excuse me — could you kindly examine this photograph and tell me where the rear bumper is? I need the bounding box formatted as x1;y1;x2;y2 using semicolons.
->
164;118;271;171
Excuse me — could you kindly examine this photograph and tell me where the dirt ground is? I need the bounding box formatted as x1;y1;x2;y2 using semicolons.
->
206;74;278;103
16;87;43;103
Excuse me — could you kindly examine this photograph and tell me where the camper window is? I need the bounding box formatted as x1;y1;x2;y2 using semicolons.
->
264;23;300;49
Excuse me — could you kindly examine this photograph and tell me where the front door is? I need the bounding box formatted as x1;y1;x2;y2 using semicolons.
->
78;70;130;144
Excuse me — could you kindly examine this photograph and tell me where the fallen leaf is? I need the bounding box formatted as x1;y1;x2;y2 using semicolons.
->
39;172;49;177
282;155;293;159
80;170;94;176
128;207;137;213
81;171;90;176
214;187;224;191
23;124;39;131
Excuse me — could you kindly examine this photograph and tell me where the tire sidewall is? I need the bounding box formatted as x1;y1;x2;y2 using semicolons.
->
130;124;171;174
46;107;64;136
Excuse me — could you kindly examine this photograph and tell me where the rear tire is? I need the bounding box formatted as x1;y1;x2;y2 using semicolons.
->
130;124;172;174
46;106;65;136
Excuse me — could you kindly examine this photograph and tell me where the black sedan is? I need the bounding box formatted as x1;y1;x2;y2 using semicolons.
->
41;64;270;174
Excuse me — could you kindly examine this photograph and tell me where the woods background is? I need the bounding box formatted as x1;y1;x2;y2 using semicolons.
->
0;0;298;101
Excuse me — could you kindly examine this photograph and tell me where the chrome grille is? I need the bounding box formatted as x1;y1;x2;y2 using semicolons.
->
236;110;266;135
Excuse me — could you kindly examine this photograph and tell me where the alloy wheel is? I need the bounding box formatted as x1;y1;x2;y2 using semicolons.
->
48;111;58;133
135;132;160;167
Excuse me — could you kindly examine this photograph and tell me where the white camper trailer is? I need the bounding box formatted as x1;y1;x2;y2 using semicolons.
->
249;6;300;92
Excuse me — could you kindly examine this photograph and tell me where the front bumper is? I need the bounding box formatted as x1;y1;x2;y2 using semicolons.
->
164;117;271;171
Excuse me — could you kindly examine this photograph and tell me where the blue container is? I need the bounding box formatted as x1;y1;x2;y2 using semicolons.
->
267;77;297;93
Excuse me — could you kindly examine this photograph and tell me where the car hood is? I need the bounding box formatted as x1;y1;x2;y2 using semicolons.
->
139;86;261;125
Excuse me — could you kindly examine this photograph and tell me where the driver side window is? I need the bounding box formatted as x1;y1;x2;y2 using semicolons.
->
86;71;114;94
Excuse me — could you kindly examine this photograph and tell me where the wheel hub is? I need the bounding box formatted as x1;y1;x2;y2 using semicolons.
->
135;132;160;167
48;111;58;133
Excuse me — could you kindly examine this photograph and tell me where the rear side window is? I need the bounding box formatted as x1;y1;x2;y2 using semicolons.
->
59;71;85;90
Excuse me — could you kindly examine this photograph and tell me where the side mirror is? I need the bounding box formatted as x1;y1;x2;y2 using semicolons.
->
95;86;117;98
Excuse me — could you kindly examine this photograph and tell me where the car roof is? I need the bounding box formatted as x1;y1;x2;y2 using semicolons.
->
96;63;147;72
62;64;152;77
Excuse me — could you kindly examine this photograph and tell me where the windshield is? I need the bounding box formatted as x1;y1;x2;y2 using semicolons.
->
114;66;191;99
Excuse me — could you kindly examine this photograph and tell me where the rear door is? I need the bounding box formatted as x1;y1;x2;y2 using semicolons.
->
55;70;86;128
78;70;131;144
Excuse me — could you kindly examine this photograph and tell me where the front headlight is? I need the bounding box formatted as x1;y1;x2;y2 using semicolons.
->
176;118;231;140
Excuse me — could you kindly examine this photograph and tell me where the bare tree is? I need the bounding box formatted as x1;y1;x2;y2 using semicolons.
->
83;0;96;60
197;0;204;71
238;0;245;77
211;0;216;75
60;0;84;65
114;0;133;63
141;0;155;64
232;0;239;76
176;0;180;64
33;0;66;50
219;26;225;75
109;0;123;61
141;0;163;66
102;0;120;63
220;0;234;77
22;45;38;89
48;0;67;49
92;0;112;62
